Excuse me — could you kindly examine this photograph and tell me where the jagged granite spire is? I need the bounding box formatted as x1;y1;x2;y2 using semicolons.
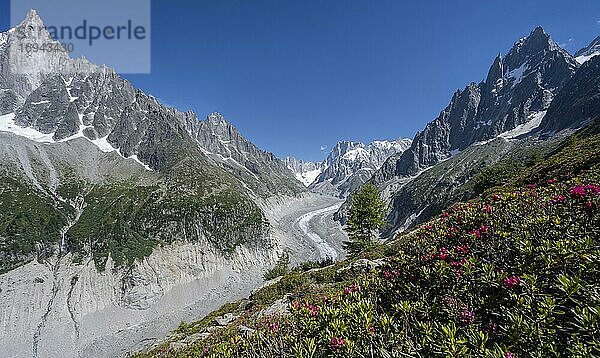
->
485;53;504;85
0;9;96;102
22;9;45;27
502;26;573;72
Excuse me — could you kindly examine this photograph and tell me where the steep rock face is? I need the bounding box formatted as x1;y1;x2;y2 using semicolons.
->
375;27;578;182
369;139;413;167
310;139;411;198
185;112;303;195
0;10;96;103
537;52;600;133
0;88;19;114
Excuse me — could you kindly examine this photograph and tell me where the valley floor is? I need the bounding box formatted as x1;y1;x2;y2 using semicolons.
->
0;193;347;358
268;193;347;264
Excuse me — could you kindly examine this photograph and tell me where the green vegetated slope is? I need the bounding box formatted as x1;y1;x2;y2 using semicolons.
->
384;134;565;233
0;172;75;273
0;150;269;273
137;125;600;357
66;157;270;271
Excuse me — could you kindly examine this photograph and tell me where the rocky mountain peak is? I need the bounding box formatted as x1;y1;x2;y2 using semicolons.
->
529;26;550;42
23;9;45;27
207;111;225;121
575;35;600;64
503;26;570;72
331;140;362;153
373;27;578;184
520;26;554;54
205;112;233;131
203;112;236;138
0;11;96;102
12;9;56;46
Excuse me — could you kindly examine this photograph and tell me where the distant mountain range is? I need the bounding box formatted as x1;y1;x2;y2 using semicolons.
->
283;156;324;187
285;138;411;197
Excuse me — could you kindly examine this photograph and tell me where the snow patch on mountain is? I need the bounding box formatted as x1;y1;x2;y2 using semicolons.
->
284;157;325;187
576;53;599;64
500;111;547;139
507;62;529;88
0;112;55;142
342;147;369;161
295;169;322;187
0;112;154;170
91;136;116;153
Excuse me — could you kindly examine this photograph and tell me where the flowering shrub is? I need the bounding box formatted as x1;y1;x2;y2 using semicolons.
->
330;337;346;352
503;276;521;288
138;160;600;357
460;309;475;324
569;184;600;198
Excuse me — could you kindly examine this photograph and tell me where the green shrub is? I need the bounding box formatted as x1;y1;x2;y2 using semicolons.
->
295;257;335;273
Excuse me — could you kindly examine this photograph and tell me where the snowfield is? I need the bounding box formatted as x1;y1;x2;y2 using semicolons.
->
0;112;154;171
500;111;547;140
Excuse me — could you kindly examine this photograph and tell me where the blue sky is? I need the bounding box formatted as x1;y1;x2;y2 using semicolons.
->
2;1;600;161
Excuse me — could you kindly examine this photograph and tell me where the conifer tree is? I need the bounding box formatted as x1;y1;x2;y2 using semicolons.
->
343;183;387;256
